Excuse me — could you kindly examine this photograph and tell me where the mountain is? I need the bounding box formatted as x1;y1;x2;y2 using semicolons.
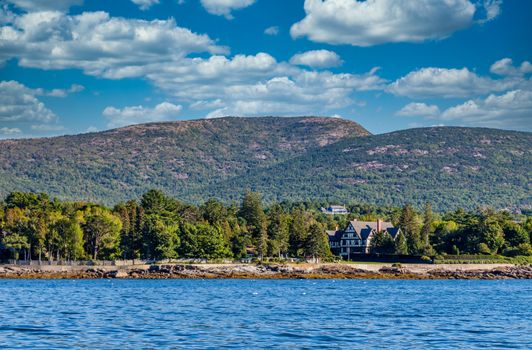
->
0;117;530;210
0;117;368;204
211;126;531;210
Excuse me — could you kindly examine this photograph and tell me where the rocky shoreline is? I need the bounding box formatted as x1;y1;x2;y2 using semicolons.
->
1;263;531;280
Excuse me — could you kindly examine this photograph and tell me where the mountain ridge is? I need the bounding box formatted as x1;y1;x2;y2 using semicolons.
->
0;116;530;210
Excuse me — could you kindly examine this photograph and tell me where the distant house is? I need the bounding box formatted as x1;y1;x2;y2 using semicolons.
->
327;219;402;259
321;205;349;215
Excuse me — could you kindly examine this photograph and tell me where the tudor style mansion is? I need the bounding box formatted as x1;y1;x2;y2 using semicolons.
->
327;219;402;260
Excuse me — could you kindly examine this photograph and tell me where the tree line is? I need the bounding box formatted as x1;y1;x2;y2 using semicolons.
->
0;191;530;262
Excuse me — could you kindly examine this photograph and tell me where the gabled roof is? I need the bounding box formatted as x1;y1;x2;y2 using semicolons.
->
327;220;400;243
347;220;397;240
386;227;401;239
326;230;343;241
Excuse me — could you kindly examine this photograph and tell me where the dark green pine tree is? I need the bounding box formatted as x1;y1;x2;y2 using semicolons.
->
394;232;408;255
238;191;268;259
370;231;395;254
304;223;330;263
267;204;290;257
288;207;308;257
420;203;434;255
398;204;422;255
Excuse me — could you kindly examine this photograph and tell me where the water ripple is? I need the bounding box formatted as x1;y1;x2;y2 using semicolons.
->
0;279;530;349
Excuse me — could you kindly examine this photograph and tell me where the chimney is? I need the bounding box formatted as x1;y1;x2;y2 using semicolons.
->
335;224;339;231
377;219;382;233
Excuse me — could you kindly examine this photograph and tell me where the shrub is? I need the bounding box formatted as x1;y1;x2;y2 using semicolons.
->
478;243;491;255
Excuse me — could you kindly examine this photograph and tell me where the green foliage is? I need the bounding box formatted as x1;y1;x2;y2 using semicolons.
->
1;189;531;262
200;198;228;225
502;243;532;257
304;223;331;261
2;233;29;260
370;230;395;254
394;232;408;255
503;221;529;247
267;204;290;257
478;210;505;254
288;207;310;256
398;204;423;255
179;223;232;260
478;243;492;255
114;200;144;259
1;118;529;211
53;216;85;260
239;191;267;258
420;203;434;255
82;206;122;259
142;215;180;260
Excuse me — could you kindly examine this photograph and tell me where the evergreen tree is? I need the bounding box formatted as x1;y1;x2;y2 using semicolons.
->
370;231;395;254
115;201;144;259
304;223;330;263
267;204;290;257
398;204;422;255
238;191;267;258
288;207;309;257
201;198;227;225
141;189;175;216
420;203;434;255
394;232;408;255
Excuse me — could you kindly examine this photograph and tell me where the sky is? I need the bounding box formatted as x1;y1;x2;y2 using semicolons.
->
0;0;531;139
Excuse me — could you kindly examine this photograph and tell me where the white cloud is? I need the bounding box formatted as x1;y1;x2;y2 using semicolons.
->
290;0;496;46
395;90;532;130
0;127;22;135
396;102;440;117
86;126;98;133
6;0;82;12
202;68;384;118
0;11;227;77
264;26;279;36
289;49;343;68
35;84;84;98
439;89;532;129
0;9;392;121
490;58;532;77
388;67;520;98
103;102;183;128
131;0;159;10
200;0;256;19
480;0;502;23
0;80;57;123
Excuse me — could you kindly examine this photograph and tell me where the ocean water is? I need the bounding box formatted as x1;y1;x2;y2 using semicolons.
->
0;279;531;349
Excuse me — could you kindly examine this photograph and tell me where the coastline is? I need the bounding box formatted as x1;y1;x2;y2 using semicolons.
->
1;263;531;280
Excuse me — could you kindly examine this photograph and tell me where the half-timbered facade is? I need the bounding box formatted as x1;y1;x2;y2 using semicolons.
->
327;219;401;259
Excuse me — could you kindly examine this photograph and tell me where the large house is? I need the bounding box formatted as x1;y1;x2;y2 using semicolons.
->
320;205;349;215
327;219;401;259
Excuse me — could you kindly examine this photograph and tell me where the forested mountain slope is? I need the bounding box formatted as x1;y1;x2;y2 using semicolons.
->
0;117;368;204
0;117;529;210
212;127;531;210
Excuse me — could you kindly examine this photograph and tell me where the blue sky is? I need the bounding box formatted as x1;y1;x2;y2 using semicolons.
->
0;0;531;138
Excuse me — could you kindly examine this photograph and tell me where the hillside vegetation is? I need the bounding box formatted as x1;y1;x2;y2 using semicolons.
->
0;117;530;210
214;127;531;210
